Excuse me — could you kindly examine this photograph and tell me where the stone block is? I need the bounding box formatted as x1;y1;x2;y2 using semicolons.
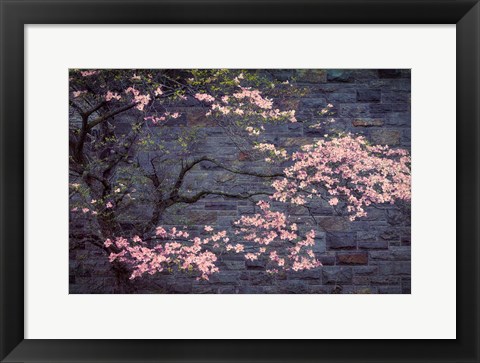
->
245;259;266;270
326;232;357;249
222;260;246;270
352;118;384;127
204;202;237;211
324;91;357;103
369;247;411;261
401;235;411;246
336;252;368;265
296;69;327;83
370;129;401;145
353;266;379;275
381;91;410;103
241;271;272;285
352;69;379;80
378;69;402;79
322;266;353;284
288;268;322;281
301;97;327;108
317;216;351;232
370;103;410;116
277;98;301;110
313;234;327;254
356;89;381;102
386;112;411;127
327;70;354;82
279;281;309;293
358;241;389;250
380;228;401;241
209;272;240;284
356;231;378;242
376;261;411;275
283;137;313;147
339;103;370;118
317;254;336;266
186;108;215;127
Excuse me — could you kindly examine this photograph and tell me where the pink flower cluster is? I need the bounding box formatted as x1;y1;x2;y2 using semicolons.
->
245;126;261;136
271;135;411;220
71;199;117;216
233;87;273;110
194;93;215;103
105;91;121;101
73;90;87;98
104;206;322;280
195;87;297;125
210;103;232;115
70;207;98;216
104;226;233;281
80;70;98;77
144;115;166;124
254;142;289;161
233;200;321;271
125;87;151;111
144;112;181;124
262;109;297;123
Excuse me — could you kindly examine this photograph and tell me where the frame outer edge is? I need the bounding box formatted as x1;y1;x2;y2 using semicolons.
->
457;1;480;360
1;0;26;361
0;0;479;362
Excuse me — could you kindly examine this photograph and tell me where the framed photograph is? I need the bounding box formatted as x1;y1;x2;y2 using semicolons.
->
1;0;478;362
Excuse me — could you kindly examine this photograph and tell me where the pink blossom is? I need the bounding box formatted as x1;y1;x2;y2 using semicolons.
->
234;201;321;272
125;87;150;111
105;225;224;281
271;134;411;220
329;197;339;206
132;235;143;243
105;91;121;101
80;70;97;77
194;93;215;103
245;253;258;261
73;90;87;98
234;244;244;253
155;227;167;237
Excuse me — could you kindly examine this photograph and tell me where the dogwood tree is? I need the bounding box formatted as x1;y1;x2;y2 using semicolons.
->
69;69;411;290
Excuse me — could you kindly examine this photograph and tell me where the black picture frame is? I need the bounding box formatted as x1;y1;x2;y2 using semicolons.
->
1;1;478;362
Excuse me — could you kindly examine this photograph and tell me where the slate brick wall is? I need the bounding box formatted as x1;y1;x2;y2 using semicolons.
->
69;69;411;294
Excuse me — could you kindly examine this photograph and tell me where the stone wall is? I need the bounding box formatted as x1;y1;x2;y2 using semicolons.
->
69;69;411;294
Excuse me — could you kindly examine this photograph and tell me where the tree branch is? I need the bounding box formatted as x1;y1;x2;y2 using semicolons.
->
87;102;138;130
73;113;89;162
85;101;107;117
69;100;88;117
175;190;272;204
202;157;284;178
167;156;281;204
